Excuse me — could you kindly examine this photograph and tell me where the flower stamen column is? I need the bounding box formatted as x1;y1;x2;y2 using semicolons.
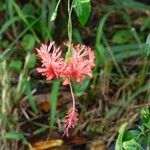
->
63;83;78;136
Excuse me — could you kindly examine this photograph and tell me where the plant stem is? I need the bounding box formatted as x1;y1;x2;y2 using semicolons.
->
54;0;61;14
69;83;75;109
67;0;75;55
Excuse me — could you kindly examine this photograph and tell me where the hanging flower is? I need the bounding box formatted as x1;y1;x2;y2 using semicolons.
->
36;42;65;80
62;44;95;85
36;41;95;137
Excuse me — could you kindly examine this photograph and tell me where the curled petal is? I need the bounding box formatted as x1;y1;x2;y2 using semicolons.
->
62;44;95;84
36;42;65;80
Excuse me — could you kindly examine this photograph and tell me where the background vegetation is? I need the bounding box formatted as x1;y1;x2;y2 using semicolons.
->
0;0;150;149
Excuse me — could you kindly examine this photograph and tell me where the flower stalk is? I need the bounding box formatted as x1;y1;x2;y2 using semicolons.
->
67;0;75;56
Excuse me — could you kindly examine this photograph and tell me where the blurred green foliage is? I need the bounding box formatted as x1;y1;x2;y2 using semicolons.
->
0;0;150;149
116;106;150;150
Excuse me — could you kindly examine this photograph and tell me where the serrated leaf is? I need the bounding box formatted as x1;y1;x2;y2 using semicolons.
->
141;106;150;129
147;134;150;147
124;130;140;142
74;0;91;26
123;139;144;150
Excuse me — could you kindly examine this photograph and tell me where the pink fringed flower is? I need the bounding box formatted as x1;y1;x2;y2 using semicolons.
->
36;42;65;80
36;41;95;137
63;107;78;137
62;44;95;85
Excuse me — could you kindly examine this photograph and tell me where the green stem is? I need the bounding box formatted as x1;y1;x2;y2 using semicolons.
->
55;0;61;15
67;0;75;55
50;0;61;21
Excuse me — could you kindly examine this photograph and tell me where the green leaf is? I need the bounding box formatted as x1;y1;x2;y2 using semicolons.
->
0;1;6;11
141;18;150;31
1;16;40;60
115;123;128;150
141;107;150;129
5;131;29;146
5;131;24;140
95;12;111;67
95;44;105;65
33;127;49;135
73;77;90;96
112;30;133;44
107;0;150;10
147;134;150;147
12;0;28;25
0;17;20;39
9;60;23;72
26;53;37;69
50;80;60;129
145;45;150;57
124;130;140;143
25;81;38;113
12;0;39;42
22;34;36;50
73;28;82;43
146;34;150;46
23;3;35;15
123;139;144;150
74;0;91;26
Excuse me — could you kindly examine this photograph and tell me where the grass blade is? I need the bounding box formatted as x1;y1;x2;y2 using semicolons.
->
50;80;60;130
